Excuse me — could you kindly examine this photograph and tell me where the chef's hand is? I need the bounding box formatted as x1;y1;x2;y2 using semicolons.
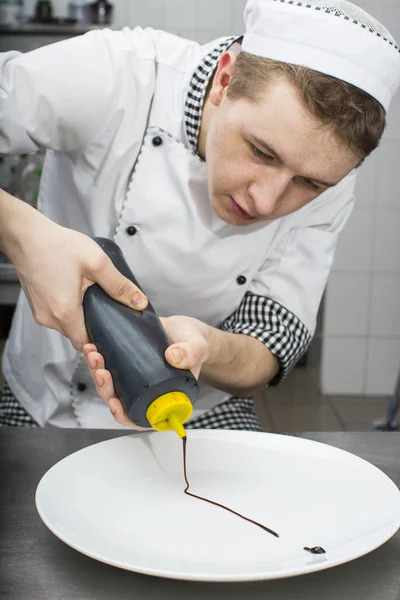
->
83;315;210;428
0;193;148;351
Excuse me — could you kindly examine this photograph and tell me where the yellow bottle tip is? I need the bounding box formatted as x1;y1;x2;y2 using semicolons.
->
167;412;187;439
146;391;193;438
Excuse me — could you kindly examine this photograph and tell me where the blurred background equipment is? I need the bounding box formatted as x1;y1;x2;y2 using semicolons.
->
373;368;400;431
0;0;24;26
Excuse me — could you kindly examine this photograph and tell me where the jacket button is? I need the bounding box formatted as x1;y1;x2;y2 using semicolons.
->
152;136;163;147
236;275;247;285
126;225;138;236
77;383;87;392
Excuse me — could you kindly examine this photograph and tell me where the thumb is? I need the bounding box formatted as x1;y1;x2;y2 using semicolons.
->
60;306;90;351
93;255;148;311
165;341;208;373
165;343;203;380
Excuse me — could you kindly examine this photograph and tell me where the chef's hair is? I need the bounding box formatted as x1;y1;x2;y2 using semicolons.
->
227;52;386;159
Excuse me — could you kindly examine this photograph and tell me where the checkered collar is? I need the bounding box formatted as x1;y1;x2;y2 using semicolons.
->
184;36;240;154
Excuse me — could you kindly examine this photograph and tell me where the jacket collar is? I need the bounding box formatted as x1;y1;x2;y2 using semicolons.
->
184;36;241;154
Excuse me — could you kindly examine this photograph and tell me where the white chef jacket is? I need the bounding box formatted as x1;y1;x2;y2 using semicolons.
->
0;27;356;428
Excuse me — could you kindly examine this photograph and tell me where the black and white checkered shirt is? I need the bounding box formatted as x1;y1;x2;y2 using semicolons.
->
184;37;311;385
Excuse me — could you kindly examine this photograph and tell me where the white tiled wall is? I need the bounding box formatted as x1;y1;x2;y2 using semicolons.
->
373;209;400;272
322;338;367;395
332;208;374;272
366;339;400;395
321;0;400;395
324;274;371;337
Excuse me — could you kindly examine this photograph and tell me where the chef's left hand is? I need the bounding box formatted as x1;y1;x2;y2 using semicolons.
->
83;315;210;427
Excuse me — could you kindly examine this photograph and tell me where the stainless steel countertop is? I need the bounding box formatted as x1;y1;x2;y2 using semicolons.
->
0;429;399;600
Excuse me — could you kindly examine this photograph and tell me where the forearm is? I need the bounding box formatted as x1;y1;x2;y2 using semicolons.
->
200;323;280;396
0;188;37;259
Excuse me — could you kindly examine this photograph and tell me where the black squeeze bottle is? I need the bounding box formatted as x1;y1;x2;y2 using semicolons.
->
82;238;198;438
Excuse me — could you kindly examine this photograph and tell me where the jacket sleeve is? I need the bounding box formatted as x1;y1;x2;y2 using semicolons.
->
220;170;357;385
0;27;155;155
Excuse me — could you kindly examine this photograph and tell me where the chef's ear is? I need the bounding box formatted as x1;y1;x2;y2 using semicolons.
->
209;50;239;107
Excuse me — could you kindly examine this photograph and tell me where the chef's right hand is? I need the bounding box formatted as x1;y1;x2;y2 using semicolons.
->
0;191;148;350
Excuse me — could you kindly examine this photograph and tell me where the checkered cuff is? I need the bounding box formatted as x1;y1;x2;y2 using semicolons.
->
220;292;312;386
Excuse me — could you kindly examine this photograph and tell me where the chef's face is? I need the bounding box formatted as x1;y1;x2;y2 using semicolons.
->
203;52;361;226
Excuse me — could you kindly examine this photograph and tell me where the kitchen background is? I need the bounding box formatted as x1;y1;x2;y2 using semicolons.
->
0;0;399;431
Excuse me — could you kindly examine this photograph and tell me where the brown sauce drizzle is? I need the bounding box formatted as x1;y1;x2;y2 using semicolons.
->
182;436;278;538
182;436;326;555
304;546;326;554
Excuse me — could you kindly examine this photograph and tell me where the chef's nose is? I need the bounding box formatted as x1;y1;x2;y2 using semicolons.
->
249;170;291;216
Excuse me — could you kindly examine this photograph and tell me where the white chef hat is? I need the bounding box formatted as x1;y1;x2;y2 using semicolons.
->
242;0;400;111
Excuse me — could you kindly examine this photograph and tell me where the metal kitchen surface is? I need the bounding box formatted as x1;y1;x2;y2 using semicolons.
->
0;429;399;600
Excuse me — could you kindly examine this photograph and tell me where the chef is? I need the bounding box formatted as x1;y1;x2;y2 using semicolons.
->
0;0;399;430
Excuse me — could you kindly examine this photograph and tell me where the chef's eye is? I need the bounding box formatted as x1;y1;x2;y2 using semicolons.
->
251;144;274;161
302;178;321;190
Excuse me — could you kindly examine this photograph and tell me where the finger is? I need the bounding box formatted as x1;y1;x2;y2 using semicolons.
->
109;397;151;431
93;254;148;311
165;341;208;371
107;395;151;431
83;343;97;357
93;367;115;403
84;351;105;389
86;350;105;372
108;396;140;428
93;369;149;430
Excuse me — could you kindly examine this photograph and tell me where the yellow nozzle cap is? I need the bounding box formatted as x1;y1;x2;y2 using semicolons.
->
146;391;193;439
166;412;187;439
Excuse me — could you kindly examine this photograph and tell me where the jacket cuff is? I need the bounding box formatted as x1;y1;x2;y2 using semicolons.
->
220;292;312;387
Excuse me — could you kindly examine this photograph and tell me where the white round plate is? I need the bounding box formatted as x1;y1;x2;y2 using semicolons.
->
35;431;400;582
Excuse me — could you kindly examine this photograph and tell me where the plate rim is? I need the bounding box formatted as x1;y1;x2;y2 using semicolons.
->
35;430;400;582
